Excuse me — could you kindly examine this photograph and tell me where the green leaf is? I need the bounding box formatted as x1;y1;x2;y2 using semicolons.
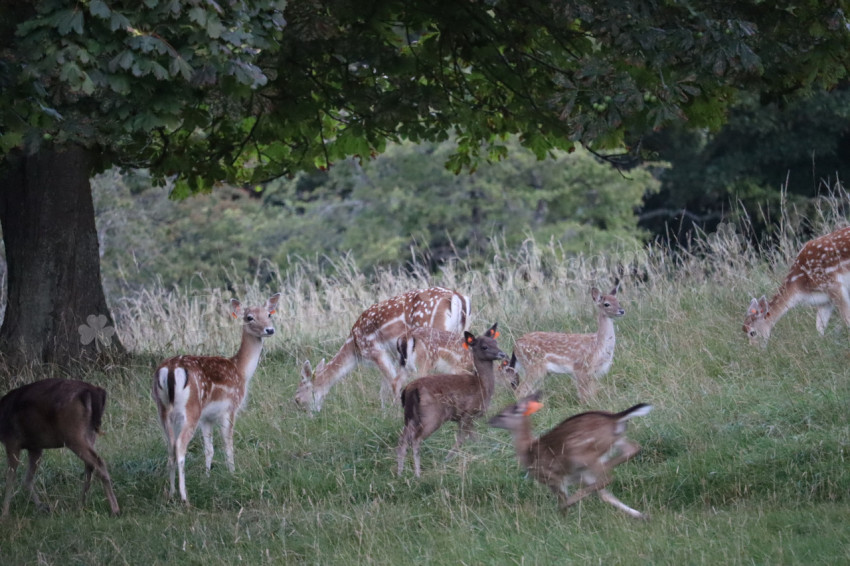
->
89;0;111;19
55;9;85;36
0;131;24;152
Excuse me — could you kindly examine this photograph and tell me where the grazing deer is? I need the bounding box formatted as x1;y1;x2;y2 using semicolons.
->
396;327;507;477
506;285;624;402
153;293;280;503
296;287;471;412
395;322;513;392
489;392;652;519
1;378;120;517
743;226;850;346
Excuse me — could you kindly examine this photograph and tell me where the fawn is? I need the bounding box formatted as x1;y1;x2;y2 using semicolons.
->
489;392;652;519
296;287;470;412
396;326;506;477
395;322;513;392
744;226;850;346
1;378;120;516
506;285;624;402
152;293;280;503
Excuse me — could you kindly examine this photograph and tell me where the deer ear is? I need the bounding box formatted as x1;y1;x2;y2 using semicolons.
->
463;331;475;349
485;322;499;338
523;400;544;416
267;293;281;314
300;360;313;381
591;287;601;302
230;299;242;318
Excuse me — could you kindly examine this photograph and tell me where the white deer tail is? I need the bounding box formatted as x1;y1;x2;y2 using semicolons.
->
448;292;471;333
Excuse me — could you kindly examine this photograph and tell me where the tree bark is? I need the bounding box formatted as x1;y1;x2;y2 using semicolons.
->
0;145;123;372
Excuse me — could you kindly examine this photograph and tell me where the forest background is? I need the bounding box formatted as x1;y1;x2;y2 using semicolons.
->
81;85;850;300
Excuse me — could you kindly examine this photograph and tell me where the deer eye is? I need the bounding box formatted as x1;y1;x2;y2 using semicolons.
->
749;330;757;337
246;314;255;322
603;302;611;307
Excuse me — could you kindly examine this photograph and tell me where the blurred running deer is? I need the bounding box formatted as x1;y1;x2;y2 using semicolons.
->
153;293;280;503
0;378;120;517
395;322;513;391
397;326;507;477
296;287;470;412
489;392;652;519
505;285;624;402
743;226;850;346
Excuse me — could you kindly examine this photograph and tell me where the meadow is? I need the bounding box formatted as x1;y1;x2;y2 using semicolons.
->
2;213;850;565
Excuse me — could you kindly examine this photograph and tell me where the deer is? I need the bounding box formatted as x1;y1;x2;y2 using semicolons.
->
396;326;507;477
1;378;120;517
489;392;652;519
152;293;280;503
743;226;850;347
295;286;471;412
395;322;515;391
504;285;624;402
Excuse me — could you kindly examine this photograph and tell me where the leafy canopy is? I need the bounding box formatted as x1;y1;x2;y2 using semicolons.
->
2;0;849;193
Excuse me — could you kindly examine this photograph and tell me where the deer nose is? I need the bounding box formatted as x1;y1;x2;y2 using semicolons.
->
265;327;275;336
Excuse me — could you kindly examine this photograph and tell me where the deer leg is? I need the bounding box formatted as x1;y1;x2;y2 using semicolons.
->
2;449;21;517
175;423;197;503
370;348;400;410
602;438;641;470
828;285;850;333
201;420;215;474
563;466;613;509
597;488;647;519
68;441;120;516
816;304;834;335
575;370;597;403
396;423;414;476
23;449;48;513
220;416;236;474
447;419;475;460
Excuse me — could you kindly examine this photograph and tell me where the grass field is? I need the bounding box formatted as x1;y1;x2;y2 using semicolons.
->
2;220;850;565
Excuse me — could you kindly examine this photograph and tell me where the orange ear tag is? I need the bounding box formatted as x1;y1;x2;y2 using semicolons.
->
231;312;239;319
462;342;469;350
523;400;544;416
270;310;276;315
494;331;500;338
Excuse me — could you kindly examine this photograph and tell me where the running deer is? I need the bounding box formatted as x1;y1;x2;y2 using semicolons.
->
295;287;470;412
396;327;507;477
152;293;280;503
743;226;850;347
1;378;120;517
395;322;513;390
505;285;624;402
489;392;652;519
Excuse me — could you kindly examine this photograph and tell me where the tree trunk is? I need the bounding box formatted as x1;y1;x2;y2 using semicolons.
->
0;145;123;372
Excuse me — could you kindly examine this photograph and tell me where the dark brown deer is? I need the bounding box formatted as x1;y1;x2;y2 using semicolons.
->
489;392;652;519
396;326;506;477
0;378;120;516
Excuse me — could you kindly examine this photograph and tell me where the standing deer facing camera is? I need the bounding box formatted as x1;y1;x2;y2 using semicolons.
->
1;378;120;516
153;293;280;503
489;392;652;519
505;285;624;402
743;226;850;346
296;287;470;412
396;325;506;477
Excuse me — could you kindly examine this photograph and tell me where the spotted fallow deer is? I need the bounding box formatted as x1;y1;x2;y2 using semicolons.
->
489;392;652;519
505;285;624;402
0;378;120;516
295;287;471;412
395;322;513;390
152;293;280;503
743;226;850;346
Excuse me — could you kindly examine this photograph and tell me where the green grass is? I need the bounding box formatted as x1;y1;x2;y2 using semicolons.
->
4;229;850;565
